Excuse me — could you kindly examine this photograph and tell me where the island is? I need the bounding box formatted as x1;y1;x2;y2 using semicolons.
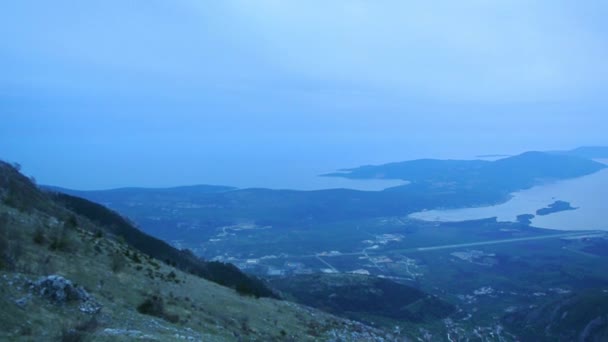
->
516;214;535;225
536;200;578;216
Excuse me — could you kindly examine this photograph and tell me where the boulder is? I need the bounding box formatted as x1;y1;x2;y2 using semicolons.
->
31;275;101;314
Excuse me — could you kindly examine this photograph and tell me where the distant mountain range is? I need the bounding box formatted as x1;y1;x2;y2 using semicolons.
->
475;146;608;161
45;149;607;238
550;146;608;159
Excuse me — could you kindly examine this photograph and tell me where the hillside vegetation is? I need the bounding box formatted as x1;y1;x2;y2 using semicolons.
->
271;274;455;325
0;161;395;341
50;192;275;299
503;289;608;341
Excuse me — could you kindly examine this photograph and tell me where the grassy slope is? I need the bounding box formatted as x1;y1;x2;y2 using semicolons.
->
0;162;394;341
49;191;276;299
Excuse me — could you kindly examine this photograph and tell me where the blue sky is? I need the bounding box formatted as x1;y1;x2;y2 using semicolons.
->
1;1;607;189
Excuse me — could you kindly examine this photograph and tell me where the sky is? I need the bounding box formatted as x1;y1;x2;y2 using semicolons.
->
1;0;607;190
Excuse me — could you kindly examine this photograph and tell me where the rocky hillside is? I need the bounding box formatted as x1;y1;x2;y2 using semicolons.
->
0;161;398;341
502;288;608;342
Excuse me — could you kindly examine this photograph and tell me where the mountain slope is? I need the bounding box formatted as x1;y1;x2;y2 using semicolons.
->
45;184;236;205
49;191;275;298
0;161;395;341
502;288;608;341
271;274;455;325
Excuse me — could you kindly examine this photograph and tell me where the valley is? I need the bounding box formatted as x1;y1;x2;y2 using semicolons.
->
54;151;608;340
4;1;608;339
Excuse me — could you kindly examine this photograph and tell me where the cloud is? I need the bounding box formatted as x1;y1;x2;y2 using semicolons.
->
211;0;608;101
2;0;607;103
1;1;607;190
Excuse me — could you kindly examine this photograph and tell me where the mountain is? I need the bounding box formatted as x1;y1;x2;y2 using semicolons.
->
324;159;488;182
550;146;608;160
0;161;395;341
323;151;606;194
45;184;236;205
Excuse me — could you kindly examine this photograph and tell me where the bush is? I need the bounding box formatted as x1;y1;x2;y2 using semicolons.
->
163;312;180;324
0;223;20;271
236;282;260;298
137;296;164;317
111;252;125;273
0;213;8;229
0;230;8;270
65;215;78;229
60;328;85;342
137;295;180;324
49;234;69;252
49;226;75;253
33;227;45;245
131;253;142;264
60;317;99;342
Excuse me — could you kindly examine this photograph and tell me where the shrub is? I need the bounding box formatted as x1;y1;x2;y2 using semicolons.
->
137;295;180;324
0;229;8;270
0;224;21;271
163;312;180;324
49;225;76;253
65;215;78;229
130;252;142;264
0;213;8;229
236;282;260;298
111;252;125;273
137;296;165;317
74;316;99;333
49;232;70;252
33;227;45;245
60;317;98;342
60;328;85;342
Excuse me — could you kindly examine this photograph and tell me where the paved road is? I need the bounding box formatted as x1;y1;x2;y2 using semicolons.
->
285;231;604;260
412;231;602;252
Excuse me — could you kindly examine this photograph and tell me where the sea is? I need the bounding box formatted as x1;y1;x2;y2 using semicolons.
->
409;160;608;231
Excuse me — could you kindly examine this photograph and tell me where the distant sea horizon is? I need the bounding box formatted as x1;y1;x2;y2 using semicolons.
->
45;153;605;193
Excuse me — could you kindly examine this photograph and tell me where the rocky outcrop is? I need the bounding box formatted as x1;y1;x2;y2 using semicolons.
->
31;275;102;314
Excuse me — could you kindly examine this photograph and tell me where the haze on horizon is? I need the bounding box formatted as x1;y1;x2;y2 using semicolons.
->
1;1;607;190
